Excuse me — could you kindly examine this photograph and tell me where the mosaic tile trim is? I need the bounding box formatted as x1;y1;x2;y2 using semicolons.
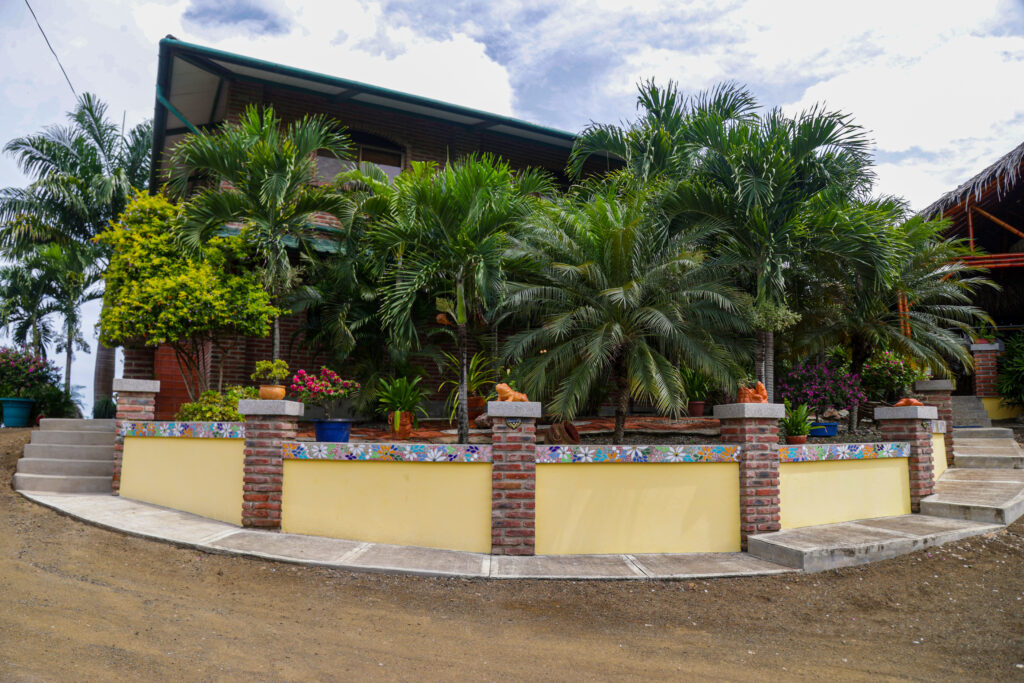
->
282;442;492;462
536;444;740;463
779;442;911;463
120;421;245;439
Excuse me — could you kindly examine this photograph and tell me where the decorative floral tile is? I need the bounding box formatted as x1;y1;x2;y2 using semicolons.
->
536;444;740;463
120;421;245;439
282;442;492;463
779;442;911;463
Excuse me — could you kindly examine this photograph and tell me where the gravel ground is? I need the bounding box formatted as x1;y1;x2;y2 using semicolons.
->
2;427;1024;680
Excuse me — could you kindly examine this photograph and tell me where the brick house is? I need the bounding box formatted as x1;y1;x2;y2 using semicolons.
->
129;36;610;418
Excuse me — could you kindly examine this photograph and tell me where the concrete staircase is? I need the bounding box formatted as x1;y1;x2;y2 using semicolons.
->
951;427;1024;469
12;419;116;494
951;395;991;428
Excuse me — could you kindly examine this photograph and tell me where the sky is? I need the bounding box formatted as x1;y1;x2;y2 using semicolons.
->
1;0;1023;413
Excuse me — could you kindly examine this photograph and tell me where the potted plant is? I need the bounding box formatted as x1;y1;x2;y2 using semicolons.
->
680;366;714;417
438;350;495;423
377;376;428;440
781;401;813;445
0;347;57;428
290;367;361;442
251;359;291;400
777;357;865;438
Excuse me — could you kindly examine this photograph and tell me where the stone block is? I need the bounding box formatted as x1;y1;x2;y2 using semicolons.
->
238;400;304;417
112;378;160;393
486;401;542;418
875;405;938;420
914;379;955;392
713;403;786;419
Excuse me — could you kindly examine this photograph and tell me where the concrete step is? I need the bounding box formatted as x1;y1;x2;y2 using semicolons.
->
30;430;116;446
954;454;1024;469
16;458;114;476
920;470;1024;525
747;515;1000;572
953;446;1023;457
954;427;1013;439
39;418;115;432
21;443;114;461
12;472;113;494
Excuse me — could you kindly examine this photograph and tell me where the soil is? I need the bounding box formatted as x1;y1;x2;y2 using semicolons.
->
2;428;1024;680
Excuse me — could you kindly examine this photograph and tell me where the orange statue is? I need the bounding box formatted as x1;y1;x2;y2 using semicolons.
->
737;381;768;403
894;397;924;407
496;383;529;402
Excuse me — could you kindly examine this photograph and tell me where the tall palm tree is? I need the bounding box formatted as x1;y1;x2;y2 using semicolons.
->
502;187;748;443
167;104;355;359
371;155;552;442
0;93;152;406
0;258;58;357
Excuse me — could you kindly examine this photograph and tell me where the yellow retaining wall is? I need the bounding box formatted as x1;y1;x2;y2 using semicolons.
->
932;434;947;479
779;459;910;530
981;397;1023;421
282;461;492;552
536;463;740;555
120;437;244;525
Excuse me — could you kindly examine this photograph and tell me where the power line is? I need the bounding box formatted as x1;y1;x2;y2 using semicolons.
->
23;0;77;98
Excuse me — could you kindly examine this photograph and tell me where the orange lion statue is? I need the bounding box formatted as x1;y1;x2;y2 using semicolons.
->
496;383;529;402
737;381;768;403
894;397;924;407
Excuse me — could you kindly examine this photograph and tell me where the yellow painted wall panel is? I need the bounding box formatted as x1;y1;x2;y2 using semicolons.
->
282;461;492;553
536;463;740;555
120;437;244;525
932;434;947;479
981;397;1023;420
780;459;910;529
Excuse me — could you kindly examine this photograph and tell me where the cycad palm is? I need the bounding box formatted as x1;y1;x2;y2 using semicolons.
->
503;188;747;443
371;155;551;442
167;104;355;359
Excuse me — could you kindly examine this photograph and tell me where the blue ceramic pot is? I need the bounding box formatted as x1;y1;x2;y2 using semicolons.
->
314;419;351;442
809;421;838;437
1;398;35;428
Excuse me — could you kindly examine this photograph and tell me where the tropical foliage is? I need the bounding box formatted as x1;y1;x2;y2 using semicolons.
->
289;367;360;419
175;386;258;422
997;333;1024;407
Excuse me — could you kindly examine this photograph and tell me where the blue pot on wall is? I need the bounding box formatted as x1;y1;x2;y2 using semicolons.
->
314;419;351;443
809;421;838;437
1;398;35;428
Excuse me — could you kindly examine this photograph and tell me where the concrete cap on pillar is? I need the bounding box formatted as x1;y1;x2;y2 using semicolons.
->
874;405;938;420
486;401;542;418
112;378;160;393
914;379;955;392
970;341;1003;352
238;399;304;417
713;403;785;419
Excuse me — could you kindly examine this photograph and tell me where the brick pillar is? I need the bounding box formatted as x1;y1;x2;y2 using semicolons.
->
970;340;1003;398
915;379;954;467
875;405;938;512
237;399;303;529
487;401;541;556
122;346;156;380
111;379;160;495
714;403;785;550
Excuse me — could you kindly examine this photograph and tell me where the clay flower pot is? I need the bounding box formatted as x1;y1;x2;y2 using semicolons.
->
259;384;287;400
687;400;706;417
388;410;413;440
785;435;808;445
467;396;487;422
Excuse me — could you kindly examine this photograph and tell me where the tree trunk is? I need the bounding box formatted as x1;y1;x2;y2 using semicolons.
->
848;335;872;436
765;329;775;403
272;317;281;361
455;276;470;444
64;318;73;395
754;330;766;389
92;340;116;408
613;356;629;444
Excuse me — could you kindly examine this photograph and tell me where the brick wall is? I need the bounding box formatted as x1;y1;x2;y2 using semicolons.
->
720;415;782;549
971;343;1001;398
489;406;540;555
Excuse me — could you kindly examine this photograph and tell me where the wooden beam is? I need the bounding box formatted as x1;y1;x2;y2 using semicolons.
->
967;200;974;251
971;205;1024;241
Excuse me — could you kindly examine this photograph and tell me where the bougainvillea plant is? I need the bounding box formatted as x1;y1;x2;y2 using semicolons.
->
777;358;865;418
290;367;360;419
0;346;61;398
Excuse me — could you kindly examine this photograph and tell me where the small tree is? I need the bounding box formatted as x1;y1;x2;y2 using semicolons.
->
97;193;280;400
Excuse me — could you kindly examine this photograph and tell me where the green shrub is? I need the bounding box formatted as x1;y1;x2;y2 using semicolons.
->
28;383;79;419
861;351;926;401
93;398;117;419
174;385;256;421
997;333;1024;407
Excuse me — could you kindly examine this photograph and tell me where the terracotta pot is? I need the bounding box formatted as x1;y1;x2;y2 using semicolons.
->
259;384;286;400
785;435;808;445
388;410;413;440
687;400;706;417
467;396;486;422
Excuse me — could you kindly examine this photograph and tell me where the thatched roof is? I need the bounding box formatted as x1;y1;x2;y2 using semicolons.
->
921;140;1024;219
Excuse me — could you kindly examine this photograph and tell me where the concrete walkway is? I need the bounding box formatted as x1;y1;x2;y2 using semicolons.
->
17;491;792;580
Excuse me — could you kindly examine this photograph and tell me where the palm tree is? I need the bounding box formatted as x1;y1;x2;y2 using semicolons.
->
0;93;152;407
167;104;355;359
0;257;58;357
502;187;748;443
371;155;552;442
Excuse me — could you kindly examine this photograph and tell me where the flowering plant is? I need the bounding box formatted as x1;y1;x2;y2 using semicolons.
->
777;358;865;418
0;346;61;398
860;351;926;401
289;367;360;419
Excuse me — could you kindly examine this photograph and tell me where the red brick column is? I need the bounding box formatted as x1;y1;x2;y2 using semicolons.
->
875;405;938;512
915;379;954;467
487;401;541;556
111;379;160;495
122;346;156;380
238;399;303;529
714;403;785;550
970;341;1003;398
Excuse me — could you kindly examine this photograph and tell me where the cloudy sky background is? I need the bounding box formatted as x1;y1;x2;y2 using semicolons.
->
1;0;1023;412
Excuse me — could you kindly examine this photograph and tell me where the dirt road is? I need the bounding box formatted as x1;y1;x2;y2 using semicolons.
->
1;428;1022;680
